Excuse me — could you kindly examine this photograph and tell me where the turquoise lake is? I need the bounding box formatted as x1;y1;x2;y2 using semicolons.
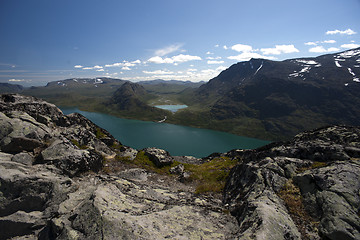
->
61;108;270;158
154;105;188;112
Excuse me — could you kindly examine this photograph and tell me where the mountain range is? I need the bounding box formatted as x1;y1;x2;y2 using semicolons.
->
3;47;360;140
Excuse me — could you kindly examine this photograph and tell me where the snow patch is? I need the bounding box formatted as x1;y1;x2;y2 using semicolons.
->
348;68;356;76
94;78;103;84
335;58;345;61
254;61;263;75
296;60;318;65
289;73;300;77
354;78;360;83
335;61;342;68
345;83;349;86
338;49;360;58
315;64;322;67
300;66;311;73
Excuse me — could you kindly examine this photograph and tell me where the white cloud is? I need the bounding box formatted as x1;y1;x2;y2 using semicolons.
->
105;63;122;67
147;54;201;64
327;47;340;52
215;44;219;48
305;42;317;46
309;46;341;53
223;45;228;50
207;60;225;64
8;79;25;82
105;60;141;68
326;28;357;35
261;45;299;55
309;46;327;53
341;43;360;49
323;40;336;44
122;66;131;70
231;44;253;52
74;65;83;68
206;51;213;55
147;56;172;64
201;66;227;74
96;69;104;72
206;56;222;60
172;54;201;62
82;65;103;70
154;43;183;56
143;70;174;75
228;52;275;61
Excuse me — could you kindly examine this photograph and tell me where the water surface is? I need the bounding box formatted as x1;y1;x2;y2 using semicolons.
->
155;104;188;112
61;108;270;158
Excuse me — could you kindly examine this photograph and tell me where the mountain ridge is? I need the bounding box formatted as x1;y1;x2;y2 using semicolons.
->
186;47;360;139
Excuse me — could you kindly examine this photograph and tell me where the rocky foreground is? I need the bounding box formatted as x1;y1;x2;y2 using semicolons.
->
0;94;359;240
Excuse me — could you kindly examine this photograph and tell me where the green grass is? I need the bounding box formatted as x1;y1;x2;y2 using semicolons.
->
70;139;88;149
183;157;238;194
277;180;319;239
107;150;238;194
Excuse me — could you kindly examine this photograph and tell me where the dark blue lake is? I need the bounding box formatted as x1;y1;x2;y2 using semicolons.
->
61;108;270;158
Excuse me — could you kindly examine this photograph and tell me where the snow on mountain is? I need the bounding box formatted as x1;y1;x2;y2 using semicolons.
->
296;60;319;65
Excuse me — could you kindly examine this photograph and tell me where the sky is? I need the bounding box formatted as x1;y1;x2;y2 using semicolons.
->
0;0;360;87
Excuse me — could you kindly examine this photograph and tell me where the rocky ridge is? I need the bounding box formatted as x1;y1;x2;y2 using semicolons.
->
0;94;359;239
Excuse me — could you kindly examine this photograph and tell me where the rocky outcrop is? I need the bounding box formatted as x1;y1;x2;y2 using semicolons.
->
0;94;240;239
1;94;359;240
223;125;360;240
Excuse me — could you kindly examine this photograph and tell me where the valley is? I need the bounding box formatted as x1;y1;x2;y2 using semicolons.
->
16;48;360;141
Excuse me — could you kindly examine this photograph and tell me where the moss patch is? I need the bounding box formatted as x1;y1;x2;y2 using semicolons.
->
71;139;88;149
277;180;318;239
183;157;238;194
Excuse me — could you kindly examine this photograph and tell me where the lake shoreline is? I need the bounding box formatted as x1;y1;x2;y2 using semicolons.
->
61;107;270;158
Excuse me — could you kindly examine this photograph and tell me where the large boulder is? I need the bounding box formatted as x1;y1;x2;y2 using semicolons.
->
143;147;174;167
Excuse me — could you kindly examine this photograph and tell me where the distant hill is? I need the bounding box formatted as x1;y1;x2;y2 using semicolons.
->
183;48;360;139
0;82;23;93
138;79;204;88
105;82;167;120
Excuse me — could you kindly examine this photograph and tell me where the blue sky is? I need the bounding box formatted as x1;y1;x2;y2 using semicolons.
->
1;0;359;86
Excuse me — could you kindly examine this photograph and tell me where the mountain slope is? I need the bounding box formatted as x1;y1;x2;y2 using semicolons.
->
191;48;360;139
0;82;23;93
106;82;167;120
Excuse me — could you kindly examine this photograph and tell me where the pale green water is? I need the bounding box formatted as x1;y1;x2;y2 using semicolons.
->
155;105;188;112
61;108;270;158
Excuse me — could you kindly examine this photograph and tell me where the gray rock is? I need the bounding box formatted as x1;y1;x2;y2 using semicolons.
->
294;161;360;240
119;168;148;181
170;164;185;175
143;147;173;167
40;140;102;176
11;152;34;165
